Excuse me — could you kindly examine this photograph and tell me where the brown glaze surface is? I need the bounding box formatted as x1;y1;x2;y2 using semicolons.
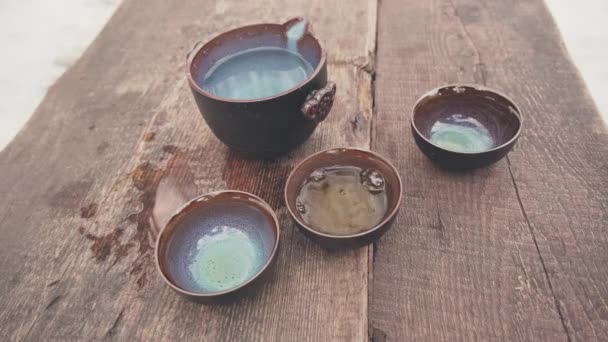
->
411;84;522;169
156;191;279;303
187;18;335;158
285;148;402;248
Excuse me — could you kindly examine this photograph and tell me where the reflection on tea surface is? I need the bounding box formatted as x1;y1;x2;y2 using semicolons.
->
429;113;494;152
296;166;388;236
187;225;264;292
199;47;313;100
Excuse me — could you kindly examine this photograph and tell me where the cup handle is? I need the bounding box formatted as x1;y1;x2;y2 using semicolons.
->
186;41;204;62
301;82;336;123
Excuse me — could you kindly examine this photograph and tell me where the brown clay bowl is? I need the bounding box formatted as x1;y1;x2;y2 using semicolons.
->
411;84;522;169
285;148;402;248
187;17;336;158
155;191;279;303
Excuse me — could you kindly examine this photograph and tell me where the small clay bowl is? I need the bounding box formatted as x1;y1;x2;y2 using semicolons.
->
411;84;522;169
155;191;279;303
285;148;402;248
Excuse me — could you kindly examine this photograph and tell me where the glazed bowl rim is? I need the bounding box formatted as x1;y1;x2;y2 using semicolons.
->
155;190;280;298
410;83;523;155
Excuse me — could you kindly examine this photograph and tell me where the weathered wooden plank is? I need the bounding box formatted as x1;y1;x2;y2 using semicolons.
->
466;1;608;340
0;0;377;340
371;0;607;340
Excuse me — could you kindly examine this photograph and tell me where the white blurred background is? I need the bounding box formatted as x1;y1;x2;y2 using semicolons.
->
0;0;121;150
0;0;606;151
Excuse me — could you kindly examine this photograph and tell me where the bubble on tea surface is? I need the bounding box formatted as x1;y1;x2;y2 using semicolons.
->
360;169;385;193
296;199;306;214
309;168;326;182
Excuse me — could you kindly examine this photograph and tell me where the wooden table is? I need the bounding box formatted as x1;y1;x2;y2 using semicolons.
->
1;0;607;340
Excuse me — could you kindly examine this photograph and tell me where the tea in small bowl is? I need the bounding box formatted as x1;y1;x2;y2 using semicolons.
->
285;148;402;248
296;165;388;236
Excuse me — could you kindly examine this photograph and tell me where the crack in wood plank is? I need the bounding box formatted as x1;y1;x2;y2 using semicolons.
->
366;1;380;340
444;0;487;85
104;309;125;339
44;295;63;311
23;294;64;341
368;0;380;152
506;156;572;341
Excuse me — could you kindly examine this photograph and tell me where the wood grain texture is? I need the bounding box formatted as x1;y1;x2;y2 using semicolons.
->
0;0;377;341
371;0;607;340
